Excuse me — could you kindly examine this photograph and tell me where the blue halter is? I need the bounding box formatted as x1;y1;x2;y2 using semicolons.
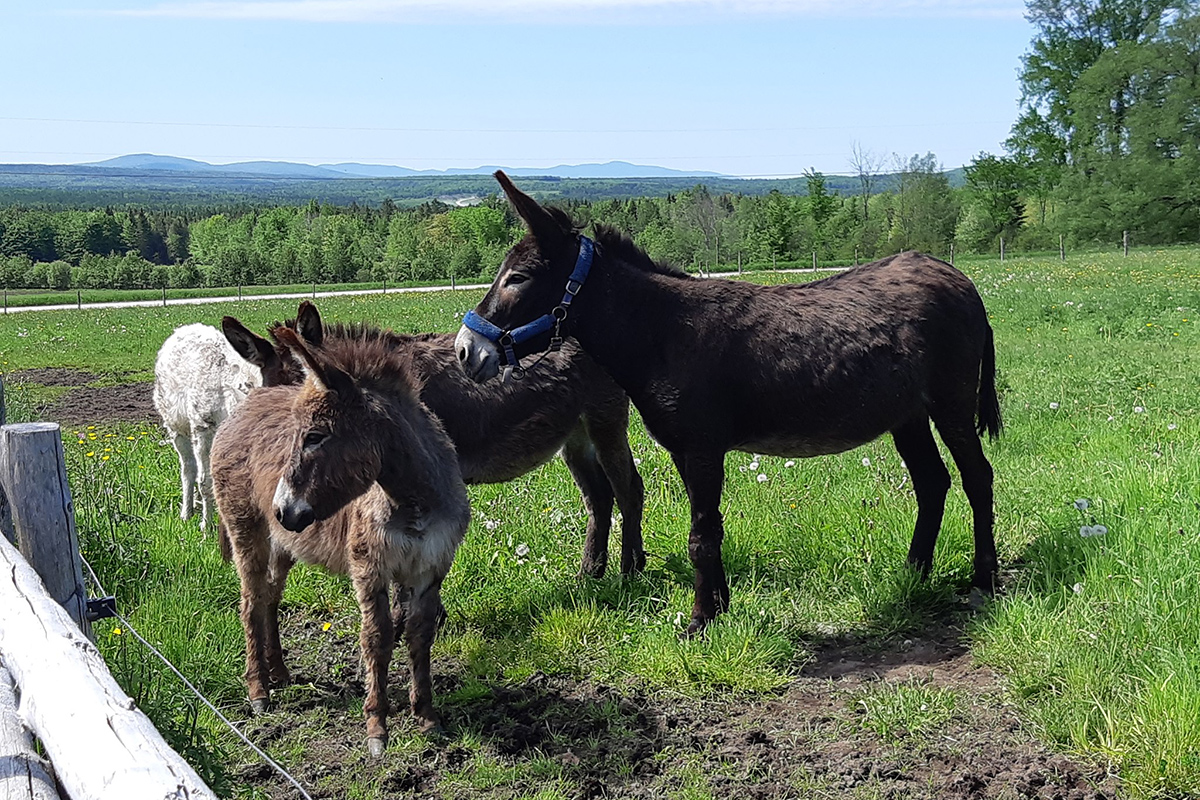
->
462;236;594;381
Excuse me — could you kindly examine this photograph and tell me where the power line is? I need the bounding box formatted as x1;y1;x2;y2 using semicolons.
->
0;114;1010;135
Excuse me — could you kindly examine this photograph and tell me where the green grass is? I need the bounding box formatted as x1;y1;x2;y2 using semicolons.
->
0;246;1198;797
853;679;962;740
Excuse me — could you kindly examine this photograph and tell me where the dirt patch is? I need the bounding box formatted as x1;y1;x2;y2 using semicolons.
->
47;382;158;426
231;611;1119;800
5;367;100;387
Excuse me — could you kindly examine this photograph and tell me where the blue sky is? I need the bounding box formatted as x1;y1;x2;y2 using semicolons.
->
2;0;1033;176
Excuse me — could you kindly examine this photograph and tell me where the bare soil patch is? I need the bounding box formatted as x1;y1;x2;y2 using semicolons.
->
233;609;1118;799
5;367;100;387
47;382;157;426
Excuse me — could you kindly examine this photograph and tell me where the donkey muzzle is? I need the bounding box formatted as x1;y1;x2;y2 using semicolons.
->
273;480;315;532
455;325;501;383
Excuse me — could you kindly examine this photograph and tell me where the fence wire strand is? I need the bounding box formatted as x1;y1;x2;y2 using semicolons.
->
79;554;314;800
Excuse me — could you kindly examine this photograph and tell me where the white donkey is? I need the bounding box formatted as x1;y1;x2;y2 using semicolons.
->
153;323;263;531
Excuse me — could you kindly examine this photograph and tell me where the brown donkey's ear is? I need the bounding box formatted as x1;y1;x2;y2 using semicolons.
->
295;301;324;346
274;327;351;395
494;170;571;246
222;316;278;370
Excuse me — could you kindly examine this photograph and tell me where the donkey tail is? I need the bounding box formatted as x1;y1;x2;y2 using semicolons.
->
976;323;1002;440
218;518;232;562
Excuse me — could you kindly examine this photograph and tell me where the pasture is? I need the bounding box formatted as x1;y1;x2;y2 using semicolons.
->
0;247;1197;798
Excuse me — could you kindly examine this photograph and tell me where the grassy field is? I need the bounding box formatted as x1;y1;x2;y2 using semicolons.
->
0;246;1197;798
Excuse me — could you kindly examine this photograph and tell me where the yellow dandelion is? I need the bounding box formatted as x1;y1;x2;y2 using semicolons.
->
126;436;135;441
112;627;122;636
87;426;95;430
85;451;95;457
322;622;332;632
101;456;110;461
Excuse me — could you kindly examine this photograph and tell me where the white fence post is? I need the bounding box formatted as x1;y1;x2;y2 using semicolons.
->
0;534;217;800
0;423;89;636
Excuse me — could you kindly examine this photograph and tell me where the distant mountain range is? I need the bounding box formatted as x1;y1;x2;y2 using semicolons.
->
81;154;729;180
0;154;962;209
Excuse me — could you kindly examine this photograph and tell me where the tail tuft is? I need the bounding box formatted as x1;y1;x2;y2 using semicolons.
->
976;324;1002;440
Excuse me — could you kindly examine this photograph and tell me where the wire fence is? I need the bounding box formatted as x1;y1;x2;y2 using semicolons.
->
78;554;314;800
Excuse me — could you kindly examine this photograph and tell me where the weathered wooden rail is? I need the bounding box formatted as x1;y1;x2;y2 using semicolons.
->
0;377;216;800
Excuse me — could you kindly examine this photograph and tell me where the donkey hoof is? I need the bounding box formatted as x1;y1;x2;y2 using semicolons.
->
250;698;269;715
367;737;386;758
681;617;709;640
417;716;444;737
966;586;990;611
579;557;607;580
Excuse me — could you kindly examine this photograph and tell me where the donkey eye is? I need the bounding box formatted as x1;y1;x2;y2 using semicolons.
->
303;430;328;449
505;273;529;287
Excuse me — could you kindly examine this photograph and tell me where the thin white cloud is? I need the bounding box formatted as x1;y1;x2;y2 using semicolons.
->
101;0;1025;23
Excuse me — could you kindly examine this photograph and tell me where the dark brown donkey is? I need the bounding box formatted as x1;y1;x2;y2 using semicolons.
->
222;300;645;578
457;172;1002;636
211;325;470;755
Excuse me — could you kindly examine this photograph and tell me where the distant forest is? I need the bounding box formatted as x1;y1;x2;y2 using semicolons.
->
2;0;1197;291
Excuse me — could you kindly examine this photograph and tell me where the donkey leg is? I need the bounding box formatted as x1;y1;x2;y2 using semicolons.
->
405;579;444;735
353;575;394;757
934;418;998;593
264;548;294;687
191;425;215;532
171;432;196;522
673;452;729;636
391;583;411;638
562;424;616;579
588;414;647;576
232;532;274;713
891;418;952;578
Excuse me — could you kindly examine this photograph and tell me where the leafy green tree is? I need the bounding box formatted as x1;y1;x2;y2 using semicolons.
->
887;153;958;256
958;153;1026;252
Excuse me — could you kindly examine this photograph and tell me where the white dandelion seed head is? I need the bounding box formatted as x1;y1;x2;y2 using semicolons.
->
633;457;642;466
1049;402;1060;410
1107;415;1115;421
784;460;796;468
1134;406;1145;413
757;473;768;483
1080;525;1095;538
483;519;499;531
749;461;760;471
1168;424;1178;431
515;542;530;557
1074;498;1089;511
1072;582;1084;594
861;457;871;467
1092;524;1107;536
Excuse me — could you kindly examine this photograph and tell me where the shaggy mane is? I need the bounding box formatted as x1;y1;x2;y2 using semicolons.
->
272;319;424;397
591;224;691;279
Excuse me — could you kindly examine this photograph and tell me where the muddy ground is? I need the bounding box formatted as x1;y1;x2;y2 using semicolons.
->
5;368;158;426
13;376;1119;798
232;608;1118;800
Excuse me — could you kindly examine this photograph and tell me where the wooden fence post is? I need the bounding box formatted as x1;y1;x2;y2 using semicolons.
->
1060;233;1065;261
949;243;954;266
999;237;1005;262
0;534;216;799
1123;230;1129;256
0;423;90;636
0;663;59;800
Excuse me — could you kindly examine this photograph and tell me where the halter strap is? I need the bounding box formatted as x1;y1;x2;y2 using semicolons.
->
462;236;594;380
